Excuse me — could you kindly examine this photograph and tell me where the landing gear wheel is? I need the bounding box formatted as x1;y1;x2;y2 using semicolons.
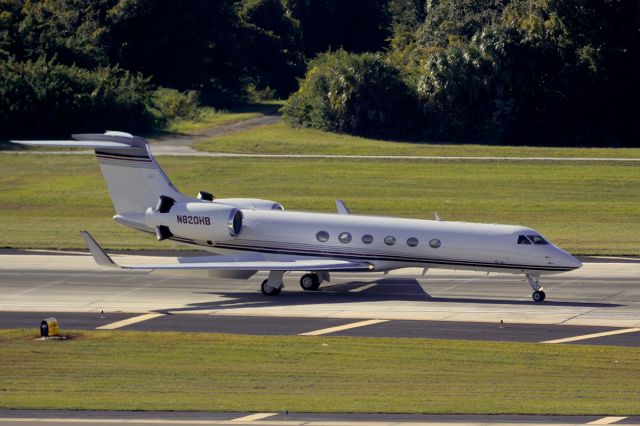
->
300;273;321;291
261;279;282;296
532;290;546;302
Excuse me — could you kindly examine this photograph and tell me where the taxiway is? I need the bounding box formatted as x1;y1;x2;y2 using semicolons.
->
1;251;639;346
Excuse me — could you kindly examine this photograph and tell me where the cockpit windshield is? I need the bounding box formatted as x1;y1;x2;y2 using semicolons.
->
517;234;549;245
517;235;531;245
528;235;549;245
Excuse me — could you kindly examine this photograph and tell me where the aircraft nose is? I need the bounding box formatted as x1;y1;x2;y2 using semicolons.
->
561;252;582;269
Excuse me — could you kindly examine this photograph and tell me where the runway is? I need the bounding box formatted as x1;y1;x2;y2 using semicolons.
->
0;410;639;426
1;251;639;346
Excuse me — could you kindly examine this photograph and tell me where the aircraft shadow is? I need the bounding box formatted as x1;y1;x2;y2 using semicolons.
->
159;277;621;314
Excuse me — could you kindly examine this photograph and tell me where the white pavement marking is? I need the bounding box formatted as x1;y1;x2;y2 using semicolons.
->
541;328;640;344
230;413;278;422
349;283;377;293
4;279;60;299
96;313;165;330
220;301;270;307
299;319;389;336
588;417;629;425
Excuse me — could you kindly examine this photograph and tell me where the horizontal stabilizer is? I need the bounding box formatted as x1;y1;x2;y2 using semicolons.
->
11;140;133;149
12;131;148;149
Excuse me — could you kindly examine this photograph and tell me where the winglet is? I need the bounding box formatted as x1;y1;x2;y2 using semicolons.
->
80;231;119;268
336;199;351;215
434;212;441;221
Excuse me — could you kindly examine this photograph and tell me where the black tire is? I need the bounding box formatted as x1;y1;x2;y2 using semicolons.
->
300;273;321;291
532;290;545;302
261;279;281;296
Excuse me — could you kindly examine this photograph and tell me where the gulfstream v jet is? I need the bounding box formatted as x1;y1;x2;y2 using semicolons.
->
14;131;581;302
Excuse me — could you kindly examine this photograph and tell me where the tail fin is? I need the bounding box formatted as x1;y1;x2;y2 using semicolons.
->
13;131;191;215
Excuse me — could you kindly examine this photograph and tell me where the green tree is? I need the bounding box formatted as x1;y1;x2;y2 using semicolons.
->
417;0;511;48
16;0;114;68
0;0;21;60
238;0;304;97
284;0;392;57
106;0;248;105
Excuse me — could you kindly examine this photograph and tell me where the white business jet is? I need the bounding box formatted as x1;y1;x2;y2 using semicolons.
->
14;131;581;302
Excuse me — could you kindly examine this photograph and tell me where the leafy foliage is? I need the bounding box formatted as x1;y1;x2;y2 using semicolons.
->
417;0;511;48
238;0;304;97
0;56;152;138
414;0;640;145
1;0;638;145
283;50;417;138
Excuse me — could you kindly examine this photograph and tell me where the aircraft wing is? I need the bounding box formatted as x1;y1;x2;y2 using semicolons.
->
81;231;371;272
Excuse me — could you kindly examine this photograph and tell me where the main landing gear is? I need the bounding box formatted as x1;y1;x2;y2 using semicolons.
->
260;271;327;296
526;273;546;302
299;273;321;291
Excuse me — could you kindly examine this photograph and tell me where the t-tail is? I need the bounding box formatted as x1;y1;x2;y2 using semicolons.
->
12;131;193;230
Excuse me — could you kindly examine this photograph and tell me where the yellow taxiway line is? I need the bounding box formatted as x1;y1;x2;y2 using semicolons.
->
96;313;165;330
541;327;640;344
587;417;628;425
299;319;389;336
230;413;278;422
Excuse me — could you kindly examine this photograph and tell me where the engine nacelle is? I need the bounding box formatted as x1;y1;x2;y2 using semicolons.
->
145;202;242;242
214;198;284;211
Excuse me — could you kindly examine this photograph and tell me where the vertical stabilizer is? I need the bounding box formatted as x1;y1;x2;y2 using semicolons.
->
13;131;192;215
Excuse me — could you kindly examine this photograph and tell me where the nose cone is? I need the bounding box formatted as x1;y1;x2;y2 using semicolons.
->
560;251;582;270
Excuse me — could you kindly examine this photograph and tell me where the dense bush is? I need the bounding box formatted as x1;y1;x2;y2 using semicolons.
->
282;50;417;138
0;57;153;138
148;88;202;123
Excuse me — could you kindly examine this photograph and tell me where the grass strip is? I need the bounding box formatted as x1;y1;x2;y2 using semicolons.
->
0;154;638;254
196;122;640;158
0;329;639;414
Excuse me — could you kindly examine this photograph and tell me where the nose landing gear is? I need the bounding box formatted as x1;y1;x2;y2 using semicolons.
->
526;273;546;302
261;271;284;296
261;271;329;295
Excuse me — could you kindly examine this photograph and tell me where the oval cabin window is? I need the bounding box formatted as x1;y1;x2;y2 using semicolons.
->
316;231;329;242
407;237;419;247
384;236;396;246
361;234;374;244
338;232;352;243
429;238;441;248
